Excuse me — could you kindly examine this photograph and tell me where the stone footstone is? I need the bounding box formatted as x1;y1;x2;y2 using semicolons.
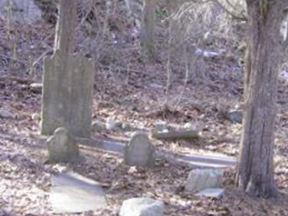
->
47;127;79;163
195;188;224;198
185;169;223;193
50;171;107;213
120;197;164;216
124;132;155;167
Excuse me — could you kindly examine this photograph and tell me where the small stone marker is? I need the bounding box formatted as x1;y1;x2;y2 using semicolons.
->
50;171;107;213
47;127;79;163
120;197;164;216
41;50;94;137
124;132;155;167
195;188;224;198
185;169;222;193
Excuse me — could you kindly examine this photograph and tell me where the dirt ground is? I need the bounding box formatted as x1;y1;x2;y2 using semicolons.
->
1;5;288;215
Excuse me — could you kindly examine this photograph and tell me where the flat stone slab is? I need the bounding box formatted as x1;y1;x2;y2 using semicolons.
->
76;138;236;168
173;153;236;168
195;188;225;198
50;171;107;213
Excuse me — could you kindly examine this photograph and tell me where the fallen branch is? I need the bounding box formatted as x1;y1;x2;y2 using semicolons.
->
151;129;199;141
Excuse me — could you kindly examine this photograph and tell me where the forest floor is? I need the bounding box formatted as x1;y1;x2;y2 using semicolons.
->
1;7;288;216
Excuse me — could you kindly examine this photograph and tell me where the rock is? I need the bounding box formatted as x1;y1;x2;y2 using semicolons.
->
121;123;132;131
92;120;106;132
30;83;43;93
47;127;79;163
0;109;14;119
185;169;222;193
31;113;41;121
124;132;155;167
195;188;224;198
106;117;122;131
226;110;243;124
154;121;168;132
120;197;164;216
183;122;197;131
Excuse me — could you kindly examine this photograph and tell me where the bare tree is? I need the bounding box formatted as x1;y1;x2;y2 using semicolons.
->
237;0;288;198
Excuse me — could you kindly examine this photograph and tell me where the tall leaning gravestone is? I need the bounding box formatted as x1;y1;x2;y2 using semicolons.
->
41;50;94;137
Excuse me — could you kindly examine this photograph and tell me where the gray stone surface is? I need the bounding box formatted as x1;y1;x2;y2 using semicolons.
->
92;120;106;132
174;153;236;169
124;132;155;167
120;197;164;216
47;127;79;163
226;110;243;124
185;169;223;193
50;171;107;213
0;0;42;24
41;51;94;137
0;108;14;119
195;188;224;198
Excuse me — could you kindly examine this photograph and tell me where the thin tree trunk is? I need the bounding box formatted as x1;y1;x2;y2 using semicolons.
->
54;0;77;55
237;0;287;198
140;0;156;61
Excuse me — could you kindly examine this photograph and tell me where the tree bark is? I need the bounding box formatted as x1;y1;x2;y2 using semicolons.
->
140;0;156;61
54;0;77;55
237;0;288;198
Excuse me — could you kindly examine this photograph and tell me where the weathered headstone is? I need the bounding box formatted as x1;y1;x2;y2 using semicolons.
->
120;197;164;216
41;50;94;137
47;127;79;163
185;169;223;193
124;132;155;167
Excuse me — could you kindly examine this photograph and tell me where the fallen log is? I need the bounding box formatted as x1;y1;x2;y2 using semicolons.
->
151;129;199;141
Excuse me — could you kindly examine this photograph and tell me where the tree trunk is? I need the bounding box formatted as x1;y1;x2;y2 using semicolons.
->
54;0;77;55
140;0;156;61
237;0;287;198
